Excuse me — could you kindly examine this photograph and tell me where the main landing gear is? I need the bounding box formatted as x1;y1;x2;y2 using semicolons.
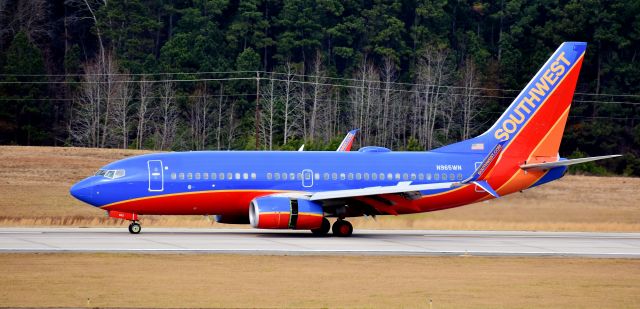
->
310;218;353;237
332;219;353;237
128;221;141;234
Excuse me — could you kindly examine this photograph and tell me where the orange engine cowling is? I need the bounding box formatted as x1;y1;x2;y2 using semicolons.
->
249;196;324;230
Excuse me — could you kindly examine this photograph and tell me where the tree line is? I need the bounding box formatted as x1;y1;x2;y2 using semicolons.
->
0;0;639;175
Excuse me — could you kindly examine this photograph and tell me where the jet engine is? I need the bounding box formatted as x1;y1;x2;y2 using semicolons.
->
249;196;324;230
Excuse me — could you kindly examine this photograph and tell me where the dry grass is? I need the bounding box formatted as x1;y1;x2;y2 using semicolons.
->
0;253;638;308
1;145;639;231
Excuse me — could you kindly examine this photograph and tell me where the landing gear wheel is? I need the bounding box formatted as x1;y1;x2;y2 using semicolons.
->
311;218;331;236
332;220;353;237
128;222;141;234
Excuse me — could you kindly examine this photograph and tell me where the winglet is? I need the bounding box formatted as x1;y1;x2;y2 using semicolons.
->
462;140;508;184
298;144;305;151
336;129;359;152
472;180;500;198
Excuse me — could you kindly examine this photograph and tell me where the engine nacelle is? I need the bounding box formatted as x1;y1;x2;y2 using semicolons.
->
249;196;324;230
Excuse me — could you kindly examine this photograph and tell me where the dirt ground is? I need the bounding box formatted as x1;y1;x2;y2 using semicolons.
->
0;145;639;231
0;253;638;309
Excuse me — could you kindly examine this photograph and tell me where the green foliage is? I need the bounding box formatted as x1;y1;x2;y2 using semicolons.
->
0;32;50;145
0;0;639;175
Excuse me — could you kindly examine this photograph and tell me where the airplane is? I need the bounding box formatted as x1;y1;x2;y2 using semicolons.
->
70;42;620;236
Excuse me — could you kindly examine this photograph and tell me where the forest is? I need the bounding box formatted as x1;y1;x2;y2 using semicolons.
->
0;0;638;175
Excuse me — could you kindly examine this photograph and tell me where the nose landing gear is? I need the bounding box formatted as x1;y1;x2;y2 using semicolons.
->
107;210;141;234
128;221;142;234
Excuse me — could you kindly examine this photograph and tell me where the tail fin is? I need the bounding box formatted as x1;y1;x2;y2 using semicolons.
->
434;42;587;163
337;129;359;151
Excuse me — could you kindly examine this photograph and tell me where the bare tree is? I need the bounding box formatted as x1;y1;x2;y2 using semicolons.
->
69;60;102;147
415;46;449;149
110;74;132;149
135;77;153;149
280;62;300;145
460;58;481;140
189;84;212;150
154;80;178;150
259;73;276;150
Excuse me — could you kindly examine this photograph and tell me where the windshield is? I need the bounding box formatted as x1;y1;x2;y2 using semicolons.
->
95;169;126;179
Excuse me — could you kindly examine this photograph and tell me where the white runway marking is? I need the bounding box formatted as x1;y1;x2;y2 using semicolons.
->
0;228;638;258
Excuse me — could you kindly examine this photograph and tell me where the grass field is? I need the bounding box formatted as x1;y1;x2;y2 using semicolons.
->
0;253;638;308
1;145;639;231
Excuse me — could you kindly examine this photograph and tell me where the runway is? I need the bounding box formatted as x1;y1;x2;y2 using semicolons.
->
0;228;638;257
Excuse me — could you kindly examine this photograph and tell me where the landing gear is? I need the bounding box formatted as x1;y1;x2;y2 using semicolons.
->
332;219;353;237
311;217;331;236
128;221;141;234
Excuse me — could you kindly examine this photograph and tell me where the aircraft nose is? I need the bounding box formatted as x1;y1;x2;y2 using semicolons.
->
70;179;94;204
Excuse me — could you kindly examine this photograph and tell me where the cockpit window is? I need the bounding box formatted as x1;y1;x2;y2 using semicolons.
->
113;169;125;179
97;169;126;179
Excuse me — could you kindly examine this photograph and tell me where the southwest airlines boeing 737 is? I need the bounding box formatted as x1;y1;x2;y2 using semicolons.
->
70;42;619;236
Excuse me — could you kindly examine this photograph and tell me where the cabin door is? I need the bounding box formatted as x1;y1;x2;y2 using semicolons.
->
147;160;164;192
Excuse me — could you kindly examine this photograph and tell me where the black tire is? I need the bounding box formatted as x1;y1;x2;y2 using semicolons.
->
332;220;353;237
128;222;141;234
311;217;331;236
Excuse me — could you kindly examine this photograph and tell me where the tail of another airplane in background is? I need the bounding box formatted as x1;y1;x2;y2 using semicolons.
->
434;42;588;165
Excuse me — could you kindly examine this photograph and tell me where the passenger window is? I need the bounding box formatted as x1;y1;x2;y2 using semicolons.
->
195;173;201;180
251;173;257;180
411;173;416;180
171;173;177;180
219;173;225;180
227;172;232;180
372;173;377;180
356;173;362;180
340;173;346;180
380;173;385;180
442;173;447;180
290;173;295;180
387;173;392;180
203;173;208;180
434;173;439;180
395;173;400;180
364;173;370;180
282;173;288;180
267;173;272;180
332;173;337;180
179;173;185;180
274;173;280;180
403;173;408;180
188;173;193;180
235;173;240;180
457;173;463;180
419;173;424;180
211;173;217;180
348;173;354;180
426;173;432;180
243;173;248;180
305;173;311;180
323;173;329;180
449;173;455;181
314;173;320;180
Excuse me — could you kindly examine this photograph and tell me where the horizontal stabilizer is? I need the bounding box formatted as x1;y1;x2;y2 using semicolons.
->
520;155;621;170
472;180;500;198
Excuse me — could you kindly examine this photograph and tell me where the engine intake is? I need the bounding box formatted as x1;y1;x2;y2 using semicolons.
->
249;196;324;230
